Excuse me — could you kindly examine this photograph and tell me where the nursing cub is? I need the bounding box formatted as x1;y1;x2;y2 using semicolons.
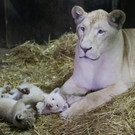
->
60;6;135;118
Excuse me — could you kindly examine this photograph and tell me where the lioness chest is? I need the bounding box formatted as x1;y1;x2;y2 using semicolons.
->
73;56;122;90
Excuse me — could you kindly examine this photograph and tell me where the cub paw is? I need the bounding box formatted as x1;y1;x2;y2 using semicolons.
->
34;95;45;103
17;87;30;94
36;102;44;115
38;95;45;102
2;93;13;98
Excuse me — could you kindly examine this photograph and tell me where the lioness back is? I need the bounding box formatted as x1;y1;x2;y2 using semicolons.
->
122;29;135;81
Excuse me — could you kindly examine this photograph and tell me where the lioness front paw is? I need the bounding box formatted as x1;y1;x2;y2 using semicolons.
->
60;107;77;118
60;110;70;118
60;100;86;118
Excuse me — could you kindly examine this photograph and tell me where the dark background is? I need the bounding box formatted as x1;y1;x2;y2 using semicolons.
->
0;0;134;48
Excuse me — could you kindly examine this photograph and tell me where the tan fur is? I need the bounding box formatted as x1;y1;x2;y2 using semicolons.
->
60;6;135;118
0;84;44;129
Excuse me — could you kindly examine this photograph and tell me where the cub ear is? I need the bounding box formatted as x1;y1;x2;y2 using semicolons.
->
108;10;126;29
16;114;24;122
72;6;87;24
51;88;60;94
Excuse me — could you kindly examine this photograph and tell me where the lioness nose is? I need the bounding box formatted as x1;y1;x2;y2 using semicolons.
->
80;46;92;53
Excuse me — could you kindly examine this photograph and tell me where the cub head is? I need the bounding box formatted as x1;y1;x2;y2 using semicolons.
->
72;6;126;61
42;88;68;114
13;108;36;129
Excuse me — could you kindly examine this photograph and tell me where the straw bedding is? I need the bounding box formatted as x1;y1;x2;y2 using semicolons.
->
0;33;135;135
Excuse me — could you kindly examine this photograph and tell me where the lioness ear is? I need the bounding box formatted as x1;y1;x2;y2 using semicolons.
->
72;6;87;24
108;10;126;29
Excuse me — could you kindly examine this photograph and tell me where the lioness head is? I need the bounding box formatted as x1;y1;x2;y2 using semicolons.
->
72;6;126;61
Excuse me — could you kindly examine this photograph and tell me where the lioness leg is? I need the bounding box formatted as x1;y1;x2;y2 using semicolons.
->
60;81;131;118
61;76;88;96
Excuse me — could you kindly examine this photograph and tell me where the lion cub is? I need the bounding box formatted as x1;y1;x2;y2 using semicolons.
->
0;84;44;129
2;83;69;114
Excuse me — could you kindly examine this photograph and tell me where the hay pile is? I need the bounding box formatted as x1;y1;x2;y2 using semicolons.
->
0;33;77;92
0;32;135;135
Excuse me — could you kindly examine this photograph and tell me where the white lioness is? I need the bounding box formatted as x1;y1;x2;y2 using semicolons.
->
60;6;135;118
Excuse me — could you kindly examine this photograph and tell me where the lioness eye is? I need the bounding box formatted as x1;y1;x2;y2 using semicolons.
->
98;29;105;34
80;27;85;32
